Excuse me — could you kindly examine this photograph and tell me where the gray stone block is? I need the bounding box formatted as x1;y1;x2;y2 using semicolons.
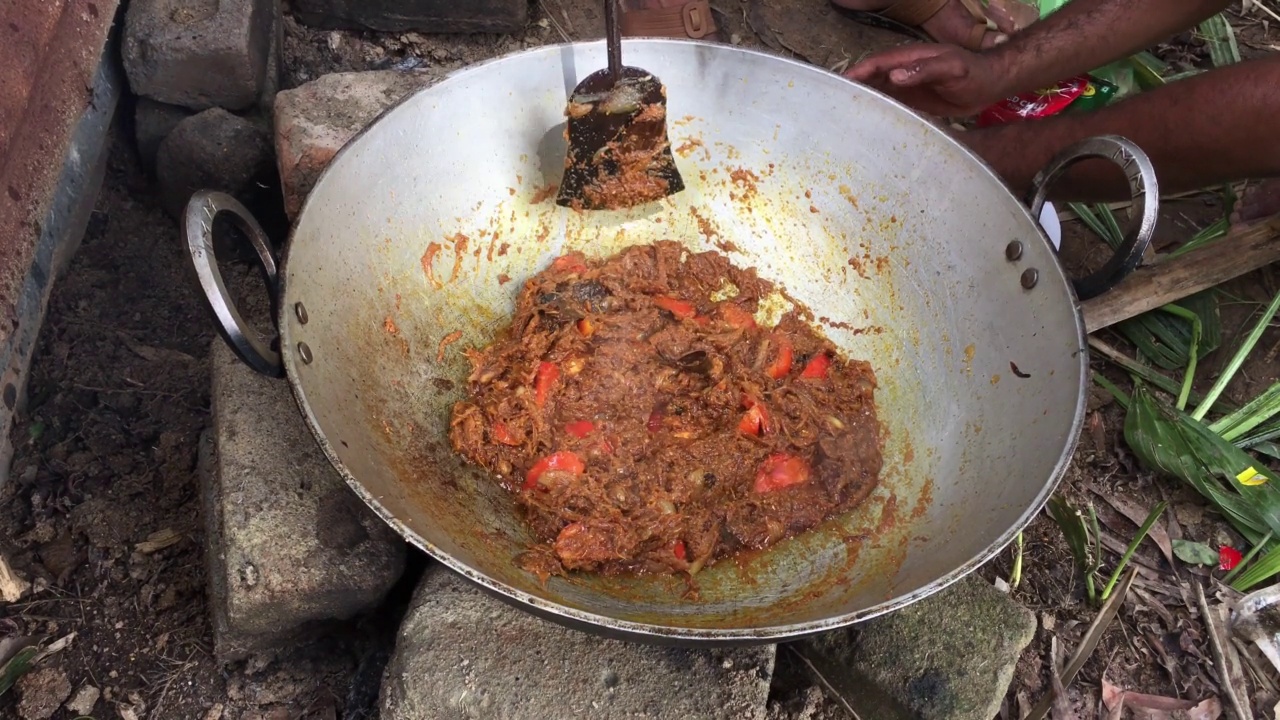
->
155;107;273;219
381;565;777;719
133;98;192;172
203;341;407;664
122;0;276;110
292;0;529;34
791;575;1037;720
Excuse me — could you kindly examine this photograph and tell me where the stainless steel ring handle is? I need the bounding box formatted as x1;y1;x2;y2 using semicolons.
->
183;190;285;378
1027;135;1159;302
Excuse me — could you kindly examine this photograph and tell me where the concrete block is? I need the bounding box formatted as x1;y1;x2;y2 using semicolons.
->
272;69;443;219
154;107;274;219
0;11;122;491
121;0;276;110
133;98;192;172
790;575;1037;720
380;565;776;720
203;340;407;664
292;0;528;34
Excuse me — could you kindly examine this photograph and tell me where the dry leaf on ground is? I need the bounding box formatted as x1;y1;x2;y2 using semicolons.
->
0;554;30;602
1102;677;1221;719
1050;637;1080;720
1187;698;1224;720
125;340;197;364
1199;584;1253;720
1094;489;1175;566
135;528;181;554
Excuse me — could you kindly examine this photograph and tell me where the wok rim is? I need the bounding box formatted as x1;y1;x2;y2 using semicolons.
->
275;38;1089;643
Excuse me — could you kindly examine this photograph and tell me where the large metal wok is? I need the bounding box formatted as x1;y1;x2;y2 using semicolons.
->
184;40;1157;644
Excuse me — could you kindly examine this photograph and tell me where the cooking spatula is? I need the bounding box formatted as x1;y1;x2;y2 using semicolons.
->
555;0;686;210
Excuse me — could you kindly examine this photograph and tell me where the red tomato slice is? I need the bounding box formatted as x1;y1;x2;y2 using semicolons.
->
654;296;696;319
765;338;794;379
534;361;560;407
738;403;771;436
753;453;810;493
565;420;596;439
524;450;586;490
801;352;831;379
491;421;520;446
719;304;757;329
551;254;589;275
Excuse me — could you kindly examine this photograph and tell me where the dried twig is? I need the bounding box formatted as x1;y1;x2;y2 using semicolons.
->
783;646;862;719
1248;0;1280;24
1231;636;1280;695
537;1;572;43
149;647;199;719
1196;582;1253;720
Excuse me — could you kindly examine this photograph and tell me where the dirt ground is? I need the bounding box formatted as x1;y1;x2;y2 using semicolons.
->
2;0;1280;718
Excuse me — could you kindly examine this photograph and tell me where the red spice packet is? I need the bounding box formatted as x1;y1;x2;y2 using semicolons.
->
976;75;1090;127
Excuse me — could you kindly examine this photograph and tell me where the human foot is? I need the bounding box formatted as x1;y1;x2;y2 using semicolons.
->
832;0;1009;50
1231;178;1280;229
619;0;721;41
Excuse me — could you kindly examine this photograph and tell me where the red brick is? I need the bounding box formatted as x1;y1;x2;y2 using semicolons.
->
0;0;120;351
0;0;65;161
272;69;442;219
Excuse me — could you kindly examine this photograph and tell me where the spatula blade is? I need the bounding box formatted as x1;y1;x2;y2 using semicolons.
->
556;66;685;211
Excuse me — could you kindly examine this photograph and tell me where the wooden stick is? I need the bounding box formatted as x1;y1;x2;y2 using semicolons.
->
1081;216;1280;333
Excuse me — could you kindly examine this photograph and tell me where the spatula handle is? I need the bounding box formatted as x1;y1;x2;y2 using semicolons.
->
605;0;622;82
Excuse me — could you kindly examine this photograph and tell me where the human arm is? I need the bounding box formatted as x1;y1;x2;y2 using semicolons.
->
958;54;1280;201
980;0;1234;98
844;0;1235;117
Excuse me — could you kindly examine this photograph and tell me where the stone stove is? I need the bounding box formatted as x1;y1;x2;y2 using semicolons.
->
194;72;1039;719
0;0;1039;716
206;331;1036;719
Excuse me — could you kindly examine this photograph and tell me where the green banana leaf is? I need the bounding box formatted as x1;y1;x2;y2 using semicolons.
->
1126;384;1280;544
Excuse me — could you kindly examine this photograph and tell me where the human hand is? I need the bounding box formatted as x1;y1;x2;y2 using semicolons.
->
844;44;1011;119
